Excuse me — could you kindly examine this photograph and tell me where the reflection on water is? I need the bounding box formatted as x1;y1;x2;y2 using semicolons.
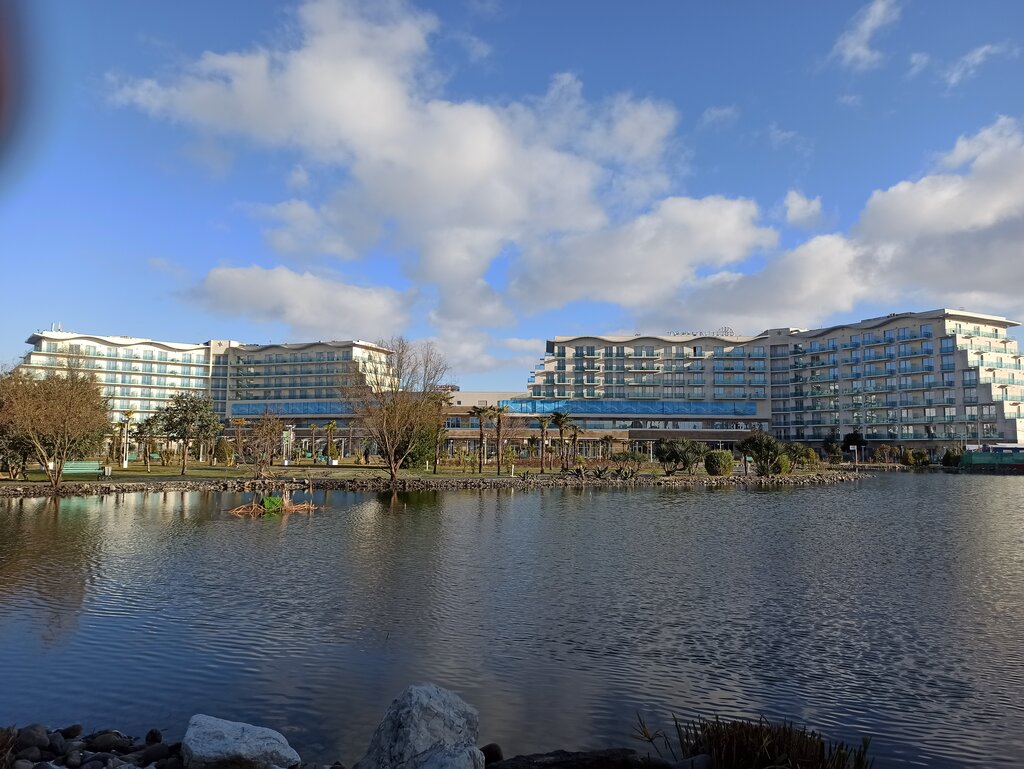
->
1;476;1023;768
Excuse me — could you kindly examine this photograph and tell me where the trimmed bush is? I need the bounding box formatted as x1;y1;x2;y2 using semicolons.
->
704;449;734;476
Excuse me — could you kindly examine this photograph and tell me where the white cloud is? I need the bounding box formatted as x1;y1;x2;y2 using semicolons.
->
452;31;492;61
250;199;357;259
768;123;813;156
943;43;1018;88
855;116;1024;317
195;265;410;340
641;235;872;334
907;52;930;78
784;190;823;229
107;0;712;370
698;105;739;128
287;165;311;190
831;0;901;72
837;94;863;108
510;195;777;310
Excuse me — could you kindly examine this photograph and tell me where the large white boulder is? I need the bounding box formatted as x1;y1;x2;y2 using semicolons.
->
355;684;484;769
182;714;301;769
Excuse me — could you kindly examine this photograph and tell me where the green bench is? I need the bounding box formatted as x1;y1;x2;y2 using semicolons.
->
63;461;106;479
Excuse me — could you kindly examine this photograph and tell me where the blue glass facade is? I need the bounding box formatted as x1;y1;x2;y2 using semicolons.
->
231;401;353;416
499;399;757;416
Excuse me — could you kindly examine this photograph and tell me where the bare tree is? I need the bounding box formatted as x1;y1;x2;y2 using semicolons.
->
351;337;450;488
247;410;284;479
0;364;110;490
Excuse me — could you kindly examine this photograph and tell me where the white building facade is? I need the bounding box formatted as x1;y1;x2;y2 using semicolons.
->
513;309;1024;450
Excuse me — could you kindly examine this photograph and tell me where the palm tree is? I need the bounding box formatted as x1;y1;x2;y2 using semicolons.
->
569;423;585;466
469;405;490;474
308;422;318;463
324;420;337;463
550;411;571;470
492;404;510;476
599;434;615;460
536;415;551;473
230;418;247;466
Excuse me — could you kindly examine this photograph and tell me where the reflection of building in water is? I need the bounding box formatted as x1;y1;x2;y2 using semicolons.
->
0;497;97;644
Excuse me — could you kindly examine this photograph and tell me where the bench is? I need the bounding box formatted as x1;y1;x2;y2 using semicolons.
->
63;461;106;479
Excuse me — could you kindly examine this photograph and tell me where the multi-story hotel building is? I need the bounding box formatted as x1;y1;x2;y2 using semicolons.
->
507;308;1024;453
16;307;1024;460
17;330;391;436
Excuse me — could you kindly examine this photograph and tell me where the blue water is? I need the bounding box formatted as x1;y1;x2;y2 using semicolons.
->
1;474;1022;767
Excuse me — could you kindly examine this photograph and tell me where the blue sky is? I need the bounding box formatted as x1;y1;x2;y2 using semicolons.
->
1;0;1023;389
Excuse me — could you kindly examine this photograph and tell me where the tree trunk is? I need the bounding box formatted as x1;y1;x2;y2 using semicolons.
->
477;426;484;474
181;438;189;476
540;427;546;473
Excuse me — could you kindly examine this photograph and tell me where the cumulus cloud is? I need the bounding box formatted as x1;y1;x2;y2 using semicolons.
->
943;43;1018;88
510;196;777;310
831;0;901;72
641;235;873;334
784;190;823;228
644;117;1024;335
855;116;1024;316
195;265;410;340
109;0;688;341
698;105;739;128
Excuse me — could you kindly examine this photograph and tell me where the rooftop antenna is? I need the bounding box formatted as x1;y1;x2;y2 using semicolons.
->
50;322;54;331
57;322;62;331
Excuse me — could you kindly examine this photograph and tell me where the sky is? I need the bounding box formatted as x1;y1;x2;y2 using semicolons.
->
1;0;1023;389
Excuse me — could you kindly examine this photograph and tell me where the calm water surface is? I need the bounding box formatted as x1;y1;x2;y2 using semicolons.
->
1;474;1022;768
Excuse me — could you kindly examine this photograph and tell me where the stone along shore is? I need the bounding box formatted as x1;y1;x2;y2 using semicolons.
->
0;471;861;499
3;684;707;769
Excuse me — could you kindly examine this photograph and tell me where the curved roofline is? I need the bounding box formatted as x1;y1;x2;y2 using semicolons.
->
26;331;211;352
236;339;392;353
551;334;766;345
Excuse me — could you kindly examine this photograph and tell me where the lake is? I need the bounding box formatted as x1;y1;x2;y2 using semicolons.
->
1;474;1022;767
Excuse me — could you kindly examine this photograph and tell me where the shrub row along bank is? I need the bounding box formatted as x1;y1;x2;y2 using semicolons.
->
0;471;861;499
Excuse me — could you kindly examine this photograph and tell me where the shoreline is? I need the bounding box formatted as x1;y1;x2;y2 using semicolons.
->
0;470;863;499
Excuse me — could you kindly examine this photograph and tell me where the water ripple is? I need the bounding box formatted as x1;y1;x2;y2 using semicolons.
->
1;476;1023;767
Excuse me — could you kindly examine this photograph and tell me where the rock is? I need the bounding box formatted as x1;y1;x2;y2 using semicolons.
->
480;745;504;765
166;744;181;757
119;751;145;766
141;743;170;766
355;684;480;769
489;749;649;769
164;756;183;769
49;733;67;756
89;734;133;754
145;731;163;747
60;727;84;740
17;747;42;763
418;745;483;769
17;726;51;751
65;742;86;755
86;753;116;764
181;715;300;769
34;762;55;769
13;760;35;769
79;760;104;769
66;751;83;769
